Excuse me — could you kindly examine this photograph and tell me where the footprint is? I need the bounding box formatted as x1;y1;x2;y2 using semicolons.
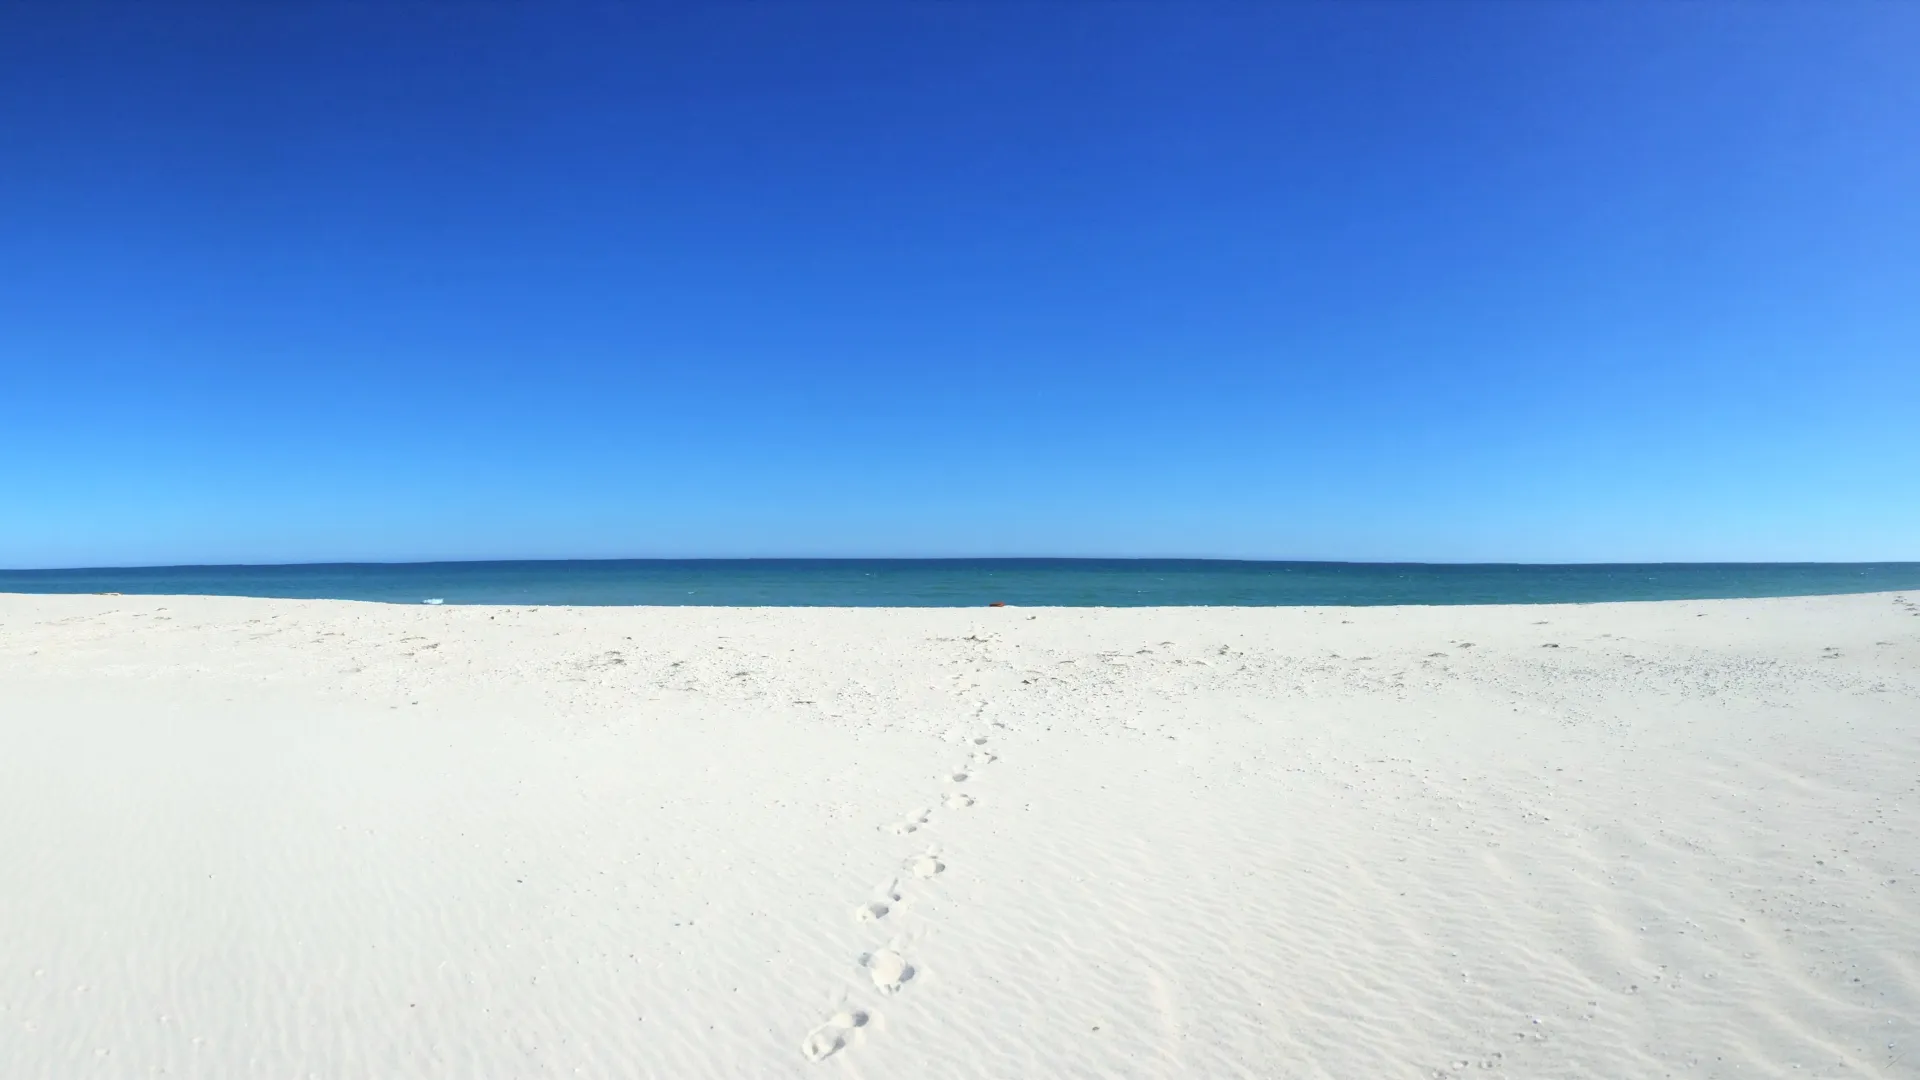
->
862;950;914;994
856;879;902;922
971;751;997;765
972;736;989;745
800;1009;869;1062
948;770;969;783
887;808;932;836
945;792;974;809
909;852;945;878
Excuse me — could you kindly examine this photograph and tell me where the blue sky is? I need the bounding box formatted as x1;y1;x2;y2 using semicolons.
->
2;3;1915;567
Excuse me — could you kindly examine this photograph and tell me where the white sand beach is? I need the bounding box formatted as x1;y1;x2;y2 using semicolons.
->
2;591;1917;1078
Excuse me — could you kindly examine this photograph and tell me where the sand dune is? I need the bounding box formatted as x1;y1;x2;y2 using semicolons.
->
2;592;1917;1078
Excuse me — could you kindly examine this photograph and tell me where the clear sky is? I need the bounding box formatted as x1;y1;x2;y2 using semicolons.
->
2;2;1915;568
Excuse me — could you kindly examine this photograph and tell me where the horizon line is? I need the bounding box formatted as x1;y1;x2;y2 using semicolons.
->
7;556;1920;574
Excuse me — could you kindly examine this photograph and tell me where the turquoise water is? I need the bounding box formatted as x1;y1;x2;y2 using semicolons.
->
3;559;1917;606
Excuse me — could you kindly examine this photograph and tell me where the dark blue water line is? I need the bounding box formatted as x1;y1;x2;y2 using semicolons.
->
4;559;1918;607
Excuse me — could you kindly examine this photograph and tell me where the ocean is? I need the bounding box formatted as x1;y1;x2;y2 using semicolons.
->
3;559;1917;607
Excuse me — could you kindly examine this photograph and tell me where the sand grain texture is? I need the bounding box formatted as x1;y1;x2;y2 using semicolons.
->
2;592;1917;1078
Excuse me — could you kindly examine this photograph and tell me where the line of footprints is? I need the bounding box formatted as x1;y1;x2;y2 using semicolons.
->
801;733;998;1063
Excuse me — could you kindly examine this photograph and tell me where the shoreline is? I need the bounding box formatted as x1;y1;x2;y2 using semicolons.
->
4;585;1919;609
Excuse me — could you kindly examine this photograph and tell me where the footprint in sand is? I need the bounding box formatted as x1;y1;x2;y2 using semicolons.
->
800;1009;869;1062
945;792;974;809
887;808;931;836
862;949;914;994
948;769;969;783
909;850;945;878
971;750;997;765
855;880;902;923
